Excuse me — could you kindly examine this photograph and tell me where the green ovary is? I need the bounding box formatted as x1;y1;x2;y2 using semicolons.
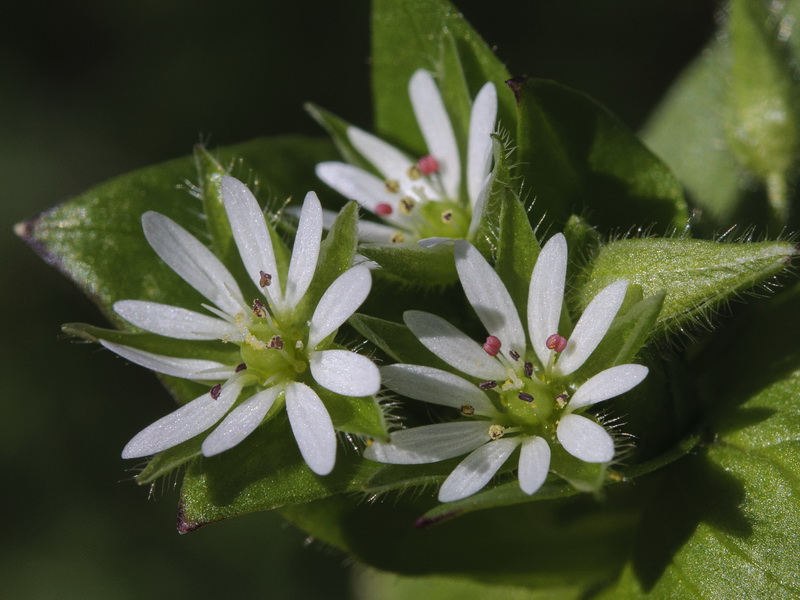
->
238;324;307;384
502;377;560;428
413;200;471;240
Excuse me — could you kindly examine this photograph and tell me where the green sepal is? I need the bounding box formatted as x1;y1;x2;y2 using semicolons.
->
371;0;514;153
575;237;797;337
570;288;665;384
318;386;388;441
136;437;203;485
292;201;359;322
193;145;236;265
548;444;608;493
358;241;458;286
437;31;473;169
348;313;452;372
509;77;689;233
178;414;383;531
726;0;800;224
305;103;375;173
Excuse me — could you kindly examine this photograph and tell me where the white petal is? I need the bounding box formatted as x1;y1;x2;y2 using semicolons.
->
417;237;454;248
381;364;497;416
454;241;526;357
467;172;493;238
438;438;520;502
467;82;497;204
315;162;408;226
310;350;380;397
556;280;628;376
357;220;399;243
568;364;649;411
114;300;235;341
518;436;551;495
121;377;244;458
557;414;615;463
404;310;506;380
409;69;461;200
528;233;568;367
285;382;336;475
221;175;283;308
309;265;372;348
101;340;234;380
201;387;280;456
141;212;244;316
285;191;323;307
364;421;491;464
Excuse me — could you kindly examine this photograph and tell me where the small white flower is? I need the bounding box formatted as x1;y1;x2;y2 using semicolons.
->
364;234;648;501
316;69;498;245
105;176;380;475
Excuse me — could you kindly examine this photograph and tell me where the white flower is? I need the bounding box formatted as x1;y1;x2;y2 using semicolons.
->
364;234;648;501
104;176;380;475
315;69;497;245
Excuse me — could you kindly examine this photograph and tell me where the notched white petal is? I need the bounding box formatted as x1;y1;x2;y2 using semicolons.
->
568;364;649;411
285;382;336;475
201;387;280;457
121;377;244;458
310;350;380;397
557;414;614;463
403;310;506;380
438;438;520;502
364;421;491;464
285;191;323;307
409;69;461;200
556;279;629;376
315;162;407;226
528;233;568;367
518;436;551;495
221;175;283;307
467;82;497;204
381;364;497;416
309;265;372;348
454;241;525;355
114;300;235;340
101;340;234;380
141;211;244;316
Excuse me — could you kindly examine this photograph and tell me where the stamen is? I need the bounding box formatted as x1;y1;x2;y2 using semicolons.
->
441;210;454;224
259;271;272;288
407;164;422;180
460;404;476;417
235;363;247;372
418;155;440;175
546;334;568;353
555;393;568;409
488;424;505;440
399;197;416;214
479;380;497;390
523;362;533;377
375;203;393;216
210;384;222;400
384;179;400;194
509;350;520;361
252;299;267;318
518;392;534;403
268;335;284;350
482;335;502;357
389;231;406;244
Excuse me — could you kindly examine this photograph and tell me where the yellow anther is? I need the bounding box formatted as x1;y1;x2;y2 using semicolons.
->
390;231;406;243
399;197;416;214
407;164;422;180
385;179;400;193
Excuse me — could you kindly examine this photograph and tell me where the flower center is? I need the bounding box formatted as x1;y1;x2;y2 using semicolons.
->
237;318;307;385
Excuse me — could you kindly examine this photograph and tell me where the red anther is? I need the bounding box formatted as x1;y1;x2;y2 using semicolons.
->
418;155;440;175
483;335;502;357
210;384;222;400
375;203;393;216
546;334;567;353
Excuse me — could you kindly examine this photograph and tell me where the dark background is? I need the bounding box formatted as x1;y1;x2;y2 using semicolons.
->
1;1;714;597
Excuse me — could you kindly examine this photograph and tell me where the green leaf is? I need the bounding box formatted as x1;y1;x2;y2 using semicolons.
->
358;241;458;285
509;78;689;233
574;237;797;337
595;285;800;598
17;136;337;324
371;0;515;153
178;414;382;531
726;0;800;225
